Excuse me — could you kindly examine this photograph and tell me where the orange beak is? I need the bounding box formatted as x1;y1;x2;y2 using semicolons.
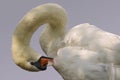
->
40;57;54;66
31;56;54;70
41;58;48;66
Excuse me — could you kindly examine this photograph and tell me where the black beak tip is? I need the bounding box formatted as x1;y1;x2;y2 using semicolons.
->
30;61;47;71
30;56;53;71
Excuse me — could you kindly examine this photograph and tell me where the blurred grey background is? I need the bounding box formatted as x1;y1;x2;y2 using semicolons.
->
1;0;120;80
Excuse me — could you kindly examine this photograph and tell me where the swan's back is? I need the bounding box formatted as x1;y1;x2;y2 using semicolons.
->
64;23;120;64
65;23;120;49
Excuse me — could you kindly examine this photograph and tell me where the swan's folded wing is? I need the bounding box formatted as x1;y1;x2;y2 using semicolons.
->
54;47;109;80
55;46;105;65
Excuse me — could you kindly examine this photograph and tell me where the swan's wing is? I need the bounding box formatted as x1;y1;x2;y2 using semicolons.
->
54;47;109;80
64;23;120;64
65;23;120;51
56;47;103;63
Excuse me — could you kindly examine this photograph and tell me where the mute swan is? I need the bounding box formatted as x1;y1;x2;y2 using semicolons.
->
12;3;120;80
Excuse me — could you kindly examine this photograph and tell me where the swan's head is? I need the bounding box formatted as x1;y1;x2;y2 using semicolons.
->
13;53;53;72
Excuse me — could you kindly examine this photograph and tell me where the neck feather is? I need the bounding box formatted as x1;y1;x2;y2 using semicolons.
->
12;3;67;62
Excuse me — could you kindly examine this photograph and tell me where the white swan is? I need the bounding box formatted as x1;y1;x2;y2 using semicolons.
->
12;3;120;80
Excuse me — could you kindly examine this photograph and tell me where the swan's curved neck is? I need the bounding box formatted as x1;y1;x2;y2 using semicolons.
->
12;3;67;57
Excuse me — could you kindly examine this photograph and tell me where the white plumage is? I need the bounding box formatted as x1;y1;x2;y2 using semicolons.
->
12;3;120;80
54;47;109;80
64;23;120;64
